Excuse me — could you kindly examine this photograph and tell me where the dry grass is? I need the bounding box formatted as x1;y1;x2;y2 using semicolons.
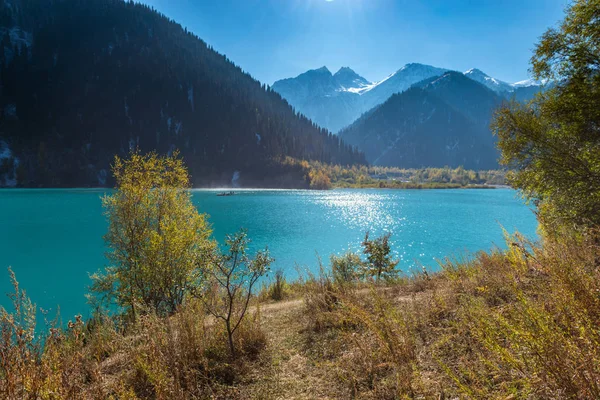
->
297;230;600;399
2;231;600;399
0;292;268;399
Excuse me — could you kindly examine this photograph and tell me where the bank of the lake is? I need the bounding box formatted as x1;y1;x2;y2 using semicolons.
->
0;188;537;320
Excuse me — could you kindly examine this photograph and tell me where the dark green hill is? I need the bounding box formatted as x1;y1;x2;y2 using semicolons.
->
415;71;504;131
339;84;499;169
0;0;364;187
339;73;504;169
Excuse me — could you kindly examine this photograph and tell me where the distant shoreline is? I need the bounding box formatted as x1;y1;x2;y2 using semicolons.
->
0;185;511;191
331;183;500;190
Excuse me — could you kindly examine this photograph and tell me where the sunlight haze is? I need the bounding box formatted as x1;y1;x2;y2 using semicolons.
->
139;0;567;84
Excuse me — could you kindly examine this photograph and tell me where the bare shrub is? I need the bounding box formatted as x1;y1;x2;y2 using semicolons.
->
203;230;272;358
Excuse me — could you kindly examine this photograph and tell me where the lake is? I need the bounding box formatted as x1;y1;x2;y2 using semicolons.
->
0;188;537;320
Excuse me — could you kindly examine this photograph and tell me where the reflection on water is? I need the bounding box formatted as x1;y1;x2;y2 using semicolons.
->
314;191;401;231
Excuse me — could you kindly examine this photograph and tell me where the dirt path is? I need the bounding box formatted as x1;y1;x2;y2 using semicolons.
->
248;297;346;400
245;289;418;399
257;298;303;313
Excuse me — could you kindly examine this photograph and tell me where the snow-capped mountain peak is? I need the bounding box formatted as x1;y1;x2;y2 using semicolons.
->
272;63;544;133
512;78;547;87
333;67;371;90
464;68;486;77
358;63;449;101
464;68;513;92
464;68;547;93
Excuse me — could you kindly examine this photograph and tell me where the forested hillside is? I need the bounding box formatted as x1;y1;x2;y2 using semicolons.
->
0;0;364;187
339;72;504;169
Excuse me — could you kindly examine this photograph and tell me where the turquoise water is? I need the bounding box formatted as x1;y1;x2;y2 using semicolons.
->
0;188;537;320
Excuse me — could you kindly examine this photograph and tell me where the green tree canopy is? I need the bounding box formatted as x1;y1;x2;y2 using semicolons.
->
493;0;600;229
362;232;398;281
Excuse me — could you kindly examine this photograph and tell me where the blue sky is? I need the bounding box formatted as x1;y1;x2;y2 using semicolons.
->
139;0;567;85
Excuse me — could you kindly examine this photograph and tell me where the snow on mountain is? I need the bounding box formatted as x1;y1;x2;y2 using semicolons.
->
333;67;371;91
464;68;514;93
359;63;449;111
272;63;545;133
512;78;545;88
464;68;545;93
272;63;449;132
271;67;367;132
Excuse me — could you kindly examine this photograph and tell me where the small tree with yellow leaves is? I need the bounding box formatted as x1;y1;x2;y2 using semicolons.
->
89;150;214;319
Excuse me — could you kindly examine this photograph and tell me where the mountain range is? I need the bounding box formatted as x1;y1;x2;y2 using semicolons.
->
272;64;544;134
272;63;450;133
0;0;364;188
273;64;548;168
